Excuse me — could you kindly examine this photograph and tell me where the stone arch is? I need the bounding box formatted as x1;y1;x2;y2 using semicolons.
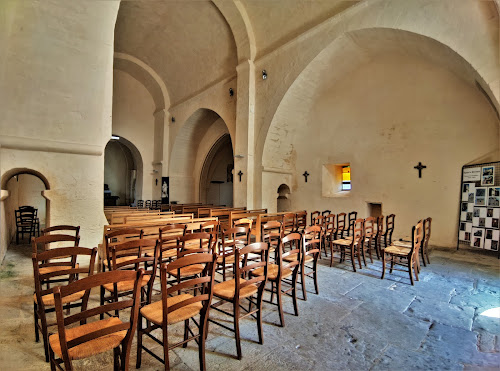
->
1;168;50;190
114;52;170;111
169;108;233;203
277;183;291;213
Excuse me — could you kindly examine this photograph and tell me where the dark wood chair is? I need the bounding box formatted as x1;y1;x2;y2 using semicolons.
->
381;220;423;285
16;207;37;244
210;242;269;359
42;225;80;238
282;213;296;237
32;234;80;255
145;200;152;209
373;215;384;259
100;238;159;318
103;228;143;272
295;211;307;234
422;217;432;265
346;211;358;237
330;218;364;271
310;211;320;226
261;220;282;262
383;214;395;248
285;225;321;300
20;205;40;238
136;253;217;370
336;212;347;239
218;226;250;281
32;247;97;362
321;210;332;216
48;269;143;370
137;200;144;208
158;223;187;265
324;214;336;259
361;216;376;265
252;232;301;327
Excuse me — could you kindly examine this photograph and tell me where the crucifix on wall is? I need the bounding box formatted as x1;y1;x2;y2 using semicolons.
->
414;162;427;178
303;171;310;182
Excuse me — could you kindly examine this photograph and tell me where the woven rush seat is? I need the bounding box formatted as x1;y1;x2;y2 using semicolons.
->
283;253;313;263
393;240;412;248
251;264;292;280
332;238;354;246
213;278;258;300
49;317;127;360
384;245;411;255
148;248;176;259
141;294;202;325
174;264;205;277
39;263;80;275
102;275;151;292
102;256;137;268
184;239;210;250
34;290;85;306
217;254;235;264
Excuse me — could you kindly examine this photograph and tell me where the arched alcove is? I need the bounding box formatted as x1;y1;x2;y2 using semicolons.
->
1;168;50;249
277;184;291;212
104;136;143;206
200;134;234;206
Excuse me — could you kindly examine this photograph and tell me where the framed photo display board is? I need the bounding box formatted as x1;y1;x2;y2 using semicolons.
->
458;161;500;256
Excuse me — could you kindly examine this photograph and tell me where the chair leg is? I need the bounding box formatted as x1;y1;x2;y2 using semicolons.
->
256;291;264;345
300;263;307;301
199;314;207;371
350;248;356;272
330;244;334;267
276;280;285;327
413;259;419;282
113;347;120;371
234;299;242;360
409;260;414;286
163;323;170;371
361;246;367;267
39;312;50;362
270;281;275;303
183;319;189;348
292;272;299;317
100;286;105;320
49;346;56;371
389;258;394;273
381;252;386;279
136;315;143;368
356;245;363;269
34;303;39;342
313;260;319;295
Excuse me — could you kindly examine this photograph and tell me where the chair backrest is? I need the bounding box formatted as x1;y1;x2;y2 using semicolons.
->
16;208;36;225
178;232;215;258
410;220;424;257
347;211;358;236
364;217;376;238
324;214;336;236
159;223;187;260
324;213;335;225
352;218;364;246
384;214;395;244
303;225;322;259
261;221;282;246
105;227;143;261
52;269;143;370
200;220;220;245
310;211;320;226
295;211;307;233
145;200;152;208
236;242;269;296
322;210;331;216
32;247;97;307
233;218;253;229
278;232;302;275
337;213;346;233
375;215;384;243
313;215;325;228
32;234;80;254
42;225;80;238
423;217;432;248
137;200;144;208
161;253;217;323
282;213;296;234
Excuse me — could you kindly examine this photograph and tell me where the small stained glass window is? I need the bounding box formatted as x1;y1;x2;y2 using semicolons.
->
342;165;351;191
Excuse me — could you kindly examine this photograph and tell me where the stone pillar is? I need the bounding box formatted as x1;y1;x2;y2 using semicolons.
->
153;109;167;199
234;60;256;208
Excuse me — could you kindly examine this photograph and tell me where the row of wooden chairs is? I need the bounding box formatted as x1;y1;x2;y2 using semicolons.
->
15;205;41;243
137;199;162;209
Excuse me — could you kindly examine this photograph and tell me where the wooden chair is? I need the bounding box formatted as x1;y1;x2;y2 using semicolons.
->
330;219;364;271
42;225;80;238
158;224;187;266
336;212;346;239
218;226;250;281
422;217;432;265
310;211;320;226
32;234;80;254
252;232;301;327
20;205;40;238
145;200;152;209
136;253;217;370
100;238;159;318
295;211;307;234
16;207;37;244
321;209;332;216
285;225;321;300
381;220;423;285
233;218;254;240
324;214;337;259
32;247;97;362
282;213;296;237
103;228;143;272
373;215;384;259
383;214;395;248
210;242;269;359
261;221;282;262
137;200;144;208
361;217;376;265
346;211;358;237
49;269;143;371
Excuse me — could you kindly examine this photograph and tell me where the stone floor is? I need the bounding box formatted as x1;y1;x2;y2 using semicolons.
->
0;243;499;370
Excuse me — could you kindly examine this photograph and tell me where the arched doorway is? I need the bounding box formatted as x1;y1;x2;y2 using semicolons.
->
104;136;143;206
200;134;234;206
277;184;291;212
1;169;50;248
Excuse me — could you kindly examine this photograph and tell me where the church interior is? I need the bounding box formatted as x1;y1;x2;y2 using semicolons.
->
0;0;499;369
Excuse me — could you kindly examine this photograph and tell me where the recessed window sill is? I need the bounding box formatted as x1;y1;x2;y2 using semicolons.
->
324;191;351;198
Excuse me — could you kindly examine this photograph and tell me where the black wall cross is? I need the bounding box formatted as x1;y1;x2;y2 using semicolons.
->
414;162;427;178
303;171;310;182
238;170;243;182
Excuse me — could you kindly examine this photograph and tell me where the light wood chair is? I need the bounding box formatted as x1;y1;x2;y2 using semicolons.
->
217;226;250;281
136;253;217;370
330;219;364;271
282;213;296;237
336;212;347;239
48;269;143;370
103;228;143;272
210;242;269;359
361;216;376;265
310;211;320;226
422;217;432;265
158;223;187;265
32;247;96;362
381;220;423;285
295;211;307;234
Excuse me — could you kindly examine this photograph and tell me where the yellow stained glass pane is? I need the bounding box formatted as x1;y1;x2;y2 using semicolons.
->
342;166;350;181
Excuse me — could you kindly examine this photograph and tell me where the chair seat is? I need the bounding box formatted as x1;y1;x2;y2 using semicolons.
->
213;279;258;300
141;294;202;325
34;290;85;306
171;264;205;277
384;245;411;256
39;263;79;275
102;256;137;268
102;275;151;293
49;317;126;360
251;264;292;280
283;253;313;263
332;239;354;246
217;255;235;264
393;240;412;248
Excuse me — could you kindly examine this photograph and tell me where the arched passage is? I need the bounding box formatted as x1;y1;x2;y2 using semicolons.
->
277;184;291;213
200;134;234;206
104;136;143;206
1;169;50;251
169;108;233;204
261;28;500;246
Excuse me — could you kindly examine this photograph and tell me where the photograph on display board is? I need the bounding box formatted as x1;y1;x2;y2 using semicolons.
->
461;202;468;212
481;166;495;186
475;188;486;206
466;212;473;222
468;193;475;202
484;229;500;251
488;187;500;207
471;227;484;249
